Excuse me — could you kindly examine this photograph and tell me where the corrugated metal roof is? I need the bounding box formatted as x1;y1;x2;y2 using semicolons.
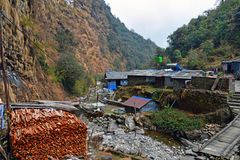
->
163;71;180;77
105;71;129;80
166;63;178;67
172;70;205;79
105;70;166;79
128;70;164;77
123;96;152;109
222;58;240;63
105;69;206;80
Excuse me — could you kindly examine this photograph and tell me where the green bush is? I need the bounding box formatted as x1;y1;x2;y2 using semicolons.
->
20;15;34;29
151;106;204;132
54;27;95;96
55;27;78;53
38;53;49;72
73;79;89;96
56;54;84;93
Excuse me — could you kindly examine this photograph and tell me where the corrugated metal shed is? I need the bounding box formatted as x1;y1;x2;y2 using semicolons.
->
123;96;152;109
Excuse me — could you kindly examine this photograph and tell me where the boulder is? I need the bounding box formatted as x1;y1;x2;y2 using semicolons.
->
125;116;136;131
107;120;118;133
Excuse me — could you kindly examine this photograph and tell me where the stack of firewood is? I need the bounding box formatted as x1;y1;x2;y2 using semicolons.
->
10;109;87;160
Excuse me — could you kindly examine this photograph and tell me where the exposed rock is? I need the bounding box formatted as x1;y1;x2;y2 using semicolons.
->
101;132;182;160
64;155;83;160
185;149;198;157
135;127;145;134
185;130;202;141
107;120;118;133
116;118;125;125
99;155;112;160
195;156;207;160
125;116;136;131
179;155;196;160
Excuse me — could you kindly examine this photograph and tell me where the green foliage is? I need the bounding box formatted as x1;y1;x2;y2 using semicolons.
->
167;0;240;67
113;58;121;71
38;53;49;71
151;47;167;69
73;79;89;96
54;27;94;96
151;88;174;101
151;106;204;132
90;1;158;69
55;27;78;53
32;39;49;72
200;40;214;55
56;54;85;94
73;74;96;96
187;50;207;70
47;66;62;83
173;49;182;62
20;15;34;29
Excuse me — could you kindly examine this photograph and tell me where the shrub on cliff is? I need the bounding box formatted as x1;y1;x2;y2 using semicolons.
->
54;27;95;96
151;106;204;132
56;54;84;94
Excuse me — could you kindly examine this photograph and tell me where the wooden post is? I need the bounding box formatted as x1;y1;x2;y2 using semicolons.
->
134;102;136;137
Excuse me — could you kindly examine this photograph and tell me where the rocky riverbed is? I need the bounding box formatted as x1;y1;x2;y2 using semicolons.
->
87;114;184;160
84;113;229;160
100;129;183;160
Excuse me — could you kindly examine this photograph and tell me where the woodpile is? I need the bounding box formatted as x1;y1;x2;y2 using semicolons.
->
10;109;87;160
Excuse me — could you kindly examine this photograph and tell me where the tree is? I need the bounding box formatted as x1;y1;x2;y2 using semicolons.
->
200;40;214;55
173;49;182;62
55;27;78;53
56;54;84;93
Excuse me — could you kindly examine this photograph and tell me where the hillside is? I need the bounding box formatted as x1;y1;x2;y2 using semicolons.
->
166;0;240;69
0;0;158;101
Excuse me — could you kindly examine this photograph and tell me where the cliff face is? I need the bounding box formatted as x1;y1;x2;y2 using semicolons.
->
0;0;66;102
0;0;158;101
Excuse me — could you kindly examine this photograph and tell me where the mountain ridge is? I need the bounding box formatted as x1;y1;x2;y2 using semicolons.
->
0;0;158;100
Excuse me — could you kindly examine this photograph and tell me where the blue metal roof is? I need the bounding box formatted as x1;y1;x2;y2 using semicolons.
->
132;96;152;101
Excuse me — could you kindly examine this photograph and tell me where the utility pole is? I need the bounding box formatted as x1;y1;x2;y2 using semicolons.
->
0;9;11;159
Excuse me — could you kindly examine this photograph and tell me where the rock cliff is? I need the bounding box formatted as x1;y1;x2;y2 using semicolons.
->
0;0;158;101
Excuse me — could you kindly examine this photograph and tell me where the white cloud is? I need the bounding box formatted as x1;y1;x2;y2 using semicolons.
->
105;0;216;47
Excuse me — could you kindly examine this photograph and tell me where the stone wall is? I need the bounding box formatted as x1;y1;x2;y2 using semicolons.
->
197;108;233;125
179;89;229;114
191;77;231;92
128;76;155;86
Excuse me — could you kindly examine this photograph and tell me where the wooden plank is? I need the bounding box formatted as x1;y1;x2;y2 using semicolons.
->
11;103;79;113
33;100;80;106
199;115;240;157
211;77;220;91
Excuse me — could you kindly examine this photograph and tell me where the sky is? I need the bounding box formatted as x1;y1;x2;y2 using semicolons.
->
105;0;217;48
